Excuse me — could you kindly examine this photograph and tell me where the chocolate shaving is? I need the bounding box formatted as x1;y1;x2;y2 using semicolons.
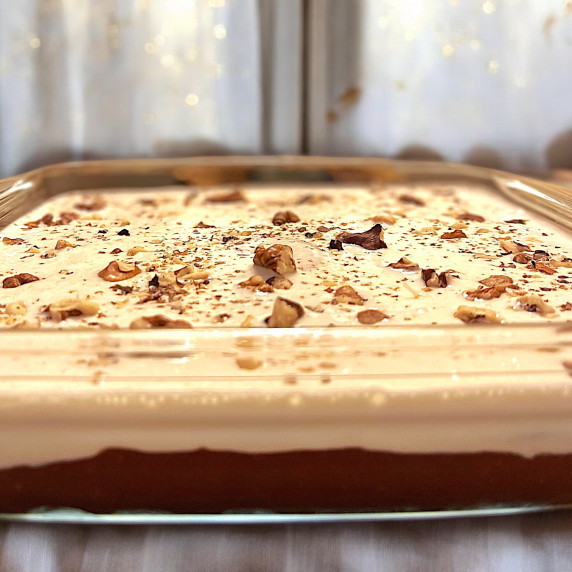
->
148;274;160;288
337;224;387;250
118;228;130;236
328;239;344;251
505;219;527;224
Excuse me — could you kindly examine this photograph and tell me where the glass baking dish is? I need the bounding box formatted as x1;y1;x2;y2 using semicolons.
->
1;155;572;524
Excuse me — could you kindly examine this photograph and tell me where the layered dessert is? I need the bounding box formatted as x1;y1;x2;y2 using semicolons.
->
1;179;572;514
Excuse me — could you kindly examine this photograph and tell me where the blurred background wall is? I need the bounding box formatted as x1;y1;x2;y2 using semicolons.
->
1;0;572;177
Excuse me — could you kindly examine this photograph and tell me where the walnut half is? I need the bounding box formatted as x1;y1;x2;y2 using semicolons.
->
48;298;100;321
514;295;556;317
254;244;297;275
98;261;141;282
266;297;304;327
272;210;300;225
454;305;502;324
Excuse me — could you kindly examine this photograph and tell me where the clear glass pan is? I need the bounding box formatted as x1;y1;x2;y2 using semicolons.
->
1;156;572;523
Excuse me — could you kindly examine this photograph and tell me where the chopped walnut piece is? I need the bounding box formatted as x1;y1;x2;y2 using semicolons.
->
505;219;527;224
513;252;533;264
194;221;215;228
561;303;572;311
130;315;193;329
235;356;263;370
451;221;467;230
55;239;75;250
369;214;397;225
500;239;531;254
98;261;142;282
514;294;556;316
357;309;388;324
253;244;297;275
206;188;245;203
239;274;274;293
2;273;39;288
58;212;80;225
454;305;502;324
551;257;572;268
25;213;54;227
272;210;300;225
266;275;293;290
456;213;485;222
337;224;387;250
175;266;211;282
47;298;100;321
465;285;507;301
75;196;106;211
333;285;366;305
6;302;27;316
527;261;557;275
388;257;419;271
158;271;177;287
110;284;133;294
2;237;24;245
479;275;514;287
441;229;467;239
399;194;425;206
421;269;452;288
413;227;438;236
240;315;257;328
266;297;305;327
328;239;344;251
126;246;146;256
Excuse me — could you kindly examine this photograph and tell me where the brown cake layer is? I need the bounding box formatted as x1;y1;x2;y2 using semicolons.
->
2;448;572;514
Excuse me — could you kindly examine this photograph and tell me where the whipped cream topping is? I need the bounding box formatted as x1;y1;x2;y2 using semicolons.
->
0;181;572;468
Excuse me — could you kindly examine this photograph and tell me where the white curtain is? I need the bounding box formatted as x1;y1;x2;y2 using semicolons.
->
3;0;572;177
309;0;572;173
0;0;302;177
